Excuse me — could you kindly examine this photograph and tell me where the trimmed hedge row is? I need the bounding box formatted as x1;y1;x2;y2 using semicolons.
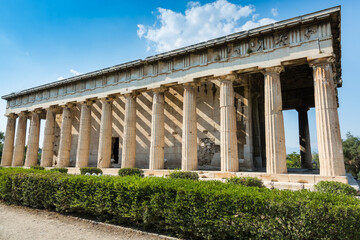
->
118;168;144;177
80;167;103;175
169;170;199;180
226;176;264;188
0;168;359;239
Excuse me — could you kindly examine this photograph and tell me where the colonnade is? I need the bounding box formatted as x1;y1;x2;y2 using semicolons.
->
0;60;346;176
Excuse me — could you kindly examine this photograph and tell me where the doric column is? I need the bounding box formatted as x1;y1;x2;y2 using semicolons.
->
264;67;287;174
57;105;73;167
12;112;28;166
121;94;137;168
41;108;56;167
25;110;41;167
76;101;93;168
242;80;254;170
1;114;17;166
311;58;345;176
297;107;312;169
220;77;238;172
182;83;198;170
97;97;114;168
149;89;165;170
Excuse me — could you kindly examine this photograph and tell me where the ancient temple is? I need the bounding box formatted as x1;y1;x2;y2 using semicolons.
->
1;6;347;185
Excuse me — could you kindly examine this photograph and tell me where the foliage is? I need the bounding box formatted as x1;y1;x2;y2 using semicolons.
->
312;152;320;169
286;152;301;168
30;166;45;170
0;131;3;163
226;176;264;188
169;170;199;180
342;132;360;177
314;181;357;196
80;167;103;175
49;168;68;174
0;168;359;239
118;168;144;177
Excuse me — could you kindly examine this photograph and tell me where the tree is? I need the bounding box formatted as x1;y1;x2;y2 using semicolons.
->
286;152;301;168
342;132;360;177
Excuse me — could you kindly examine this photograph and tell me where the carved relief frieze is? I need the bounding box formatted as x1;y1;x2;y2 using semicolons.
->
257;38;265;51
305;26;317;39
275;33;289;47
233;41;248;56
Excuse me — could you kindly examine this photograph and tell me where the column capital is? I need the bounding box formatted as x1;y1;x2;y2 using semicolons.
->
33;108;43;114
183;82;199;89
5;113;17;119
263;66;284;75
46;105;61;112
80;98;96;105
308;57;335;68
60;102;76;109
152;86;167;93
18;111;30;118
218;73;237;82
100;96;115;103
124;92;139;99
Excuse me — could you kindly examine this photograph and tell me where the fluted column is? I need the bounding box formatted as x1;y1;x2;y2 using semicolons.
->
41;108;56;167
182;83;198;170
25;110;41;167
149;89;165;169
242;81;254;170
297;107;312;169
57;105;73;167
121;94;137;168
1;114;17;166
220;78;238;172
98;98;114;168
76;101;93;168
311;59;345;176
264;67;287;174
12;112;28;166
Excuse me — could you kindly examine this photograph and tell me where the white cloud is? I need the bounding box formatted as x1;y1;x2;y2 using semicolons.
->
70;69;81;76
137;0;276;52
271;8;278;17
57;77;65;80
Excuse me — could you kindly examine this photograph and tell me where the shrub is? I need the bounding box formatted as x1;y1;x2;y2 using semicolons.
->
80;167;102;175
118;168;144;177
49;168;68;174
169;170;199;180
314;181;357;196
30;166;45;170
0;168;360;239
226;176;264;188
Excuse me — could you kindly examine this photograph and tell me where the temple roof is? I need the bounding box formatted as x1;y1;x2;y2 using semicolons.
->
2;6;341;100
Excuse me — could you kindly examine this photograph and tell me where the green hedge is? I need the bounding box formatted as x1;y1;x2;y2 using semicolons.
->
0;168;360;239
118;168;144;177
49;168;68;174
80;167;102;175
226;176;264;188
169;170;199;180
315;181;357;196
30;166;45;170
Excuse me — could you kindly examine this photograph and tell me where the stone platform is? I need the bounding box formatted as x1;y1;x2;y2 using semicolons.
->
44;167;354;191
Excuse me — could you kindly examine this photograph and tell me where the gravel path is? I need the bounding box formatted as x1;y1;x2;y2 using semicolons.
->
0;202;176;240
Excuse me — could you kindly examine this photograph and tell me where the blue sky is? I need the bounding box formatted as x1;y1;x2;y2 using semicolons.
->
0;0;359;153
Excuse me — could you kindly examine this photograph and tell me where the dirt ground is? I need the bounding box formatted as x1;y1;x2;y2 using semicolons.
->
0;202;176;240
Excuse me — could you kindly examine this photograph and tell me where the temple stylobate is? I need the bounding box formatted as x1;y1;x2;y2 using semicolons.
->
1;6;347;185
